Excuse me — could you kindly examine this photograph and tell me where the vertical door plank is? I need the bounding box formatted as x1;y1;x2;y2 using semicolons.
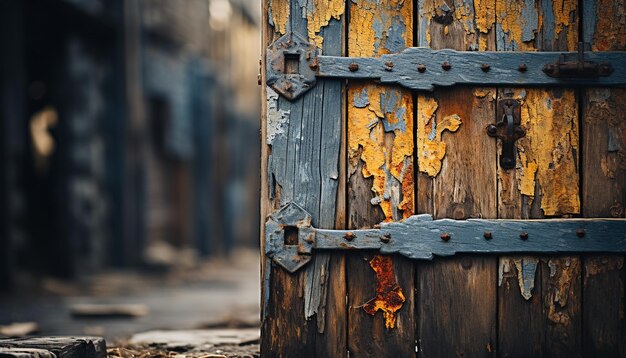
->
496;1;582;357
415;1;497;357
582;1;626;356
346;0;415;356
261;1;346;357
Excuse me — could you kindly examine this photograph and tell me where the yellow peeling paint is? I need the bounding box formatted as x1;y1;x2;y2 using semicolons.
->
348;0;414;221
495;0;537;51
269;0;289;35
305;0;345;48
552;0;578;50
591;0;626;51
514;89;580;216
417;97;462;177
474;0;496;34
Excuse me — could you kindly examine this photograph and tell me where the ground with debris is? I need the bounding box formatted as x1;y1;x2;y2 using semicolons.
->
0;249;261;357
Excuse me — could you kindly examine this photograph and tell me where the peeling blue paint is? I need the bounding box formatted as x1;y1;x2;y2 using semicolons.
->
521;0;538;43
386;15;407;53
353;87;370;108
519;257;538;300
380;90;407;133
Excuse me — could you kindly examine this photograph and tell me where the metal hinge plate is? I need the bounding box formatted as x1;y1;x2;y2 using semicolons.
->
266;202;626;273
267;32;626;100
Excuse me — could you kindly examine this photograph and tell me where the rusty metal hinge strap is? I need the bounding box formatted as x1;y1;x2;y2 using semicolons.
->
266;203;626;273
267;33;626;100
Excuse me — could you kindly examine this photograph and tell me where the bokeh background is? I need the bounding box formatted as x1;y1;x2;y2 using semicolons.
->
0;0;262;339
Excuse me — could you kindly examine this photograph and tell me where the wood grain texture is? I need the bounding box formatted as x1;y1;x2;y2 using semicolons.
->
261;0;346;356
416;1;497;356
346;0;415;356
496;1;582;356
582;1;626;356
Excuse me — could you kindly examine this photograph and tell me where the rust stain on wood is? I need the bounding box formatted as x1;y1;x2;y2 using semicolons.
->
590;0;626;51
362;255;405;329
268;0;289;35
348;0;413;221
417;96;462;177
302;0;345;48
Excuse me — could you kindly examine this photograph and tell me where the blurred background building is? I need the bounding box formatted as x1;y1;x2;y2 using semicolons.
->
0;0;261;287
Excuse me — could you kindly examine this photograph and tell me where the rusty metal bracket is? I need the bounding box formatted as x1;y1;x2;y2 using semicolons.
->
543;42;614;78
266;202;626;273
266;32;626;101
487;99;526;170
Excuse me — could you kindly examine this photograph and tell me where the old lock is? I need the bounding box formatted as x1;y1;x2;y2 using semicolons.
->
487;99;526;170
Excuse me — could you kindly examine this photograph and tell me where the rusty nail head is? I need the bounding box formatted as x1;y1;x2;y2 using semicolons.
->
518;63;528;72
481;63;490;72
442;61;451;71
348;63;359;72
487;124;497;136
520;232;529;240
380;233;391;244
576;228;586;238
483;231;492;240
344;232;356;241
440;232;451;241
417;64;426;73
384;61;394;70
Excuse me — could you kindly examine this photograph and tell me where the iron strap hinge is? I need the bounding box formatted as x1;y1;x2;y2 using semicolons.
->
266;32;626;101
266;202;626;273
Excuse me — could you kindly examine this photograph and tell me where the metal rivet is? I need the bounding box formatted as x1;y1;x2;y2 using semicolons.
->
384;61;394;71
483;231;492;240
486;124;498;136
417;64;426;73
442;61;451;71
518;63;528;72
440;232;451;241
343;232;356;241
520;232;529;240
481;63;490;72
348;63;359;72
576;228;586;238
380;233;391;243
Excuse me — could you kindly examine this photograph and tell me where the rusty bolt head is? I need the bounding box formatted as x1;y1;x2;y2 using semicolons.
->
486;124;498;136
483;231;492;240
542;64;555;74
481;63;490;72
442;61;452;71
384;61;394;71
380;233;391;244
520;232;529;240
348;63;359;72
518;63;528;72
343;232;356;241
576;228;586;238
440;232;451;241
417;64;426;73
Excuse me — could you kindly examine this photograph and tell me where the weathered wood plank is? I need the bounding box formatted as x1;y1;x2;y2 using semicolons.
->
415;1;497;357
346;0;415;356
582;1;626;356
260;0;346;356
496;1;582;356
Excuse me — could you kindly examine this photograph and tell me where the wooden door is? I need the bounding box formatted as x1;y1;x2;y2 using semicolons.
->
260;1;626;356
